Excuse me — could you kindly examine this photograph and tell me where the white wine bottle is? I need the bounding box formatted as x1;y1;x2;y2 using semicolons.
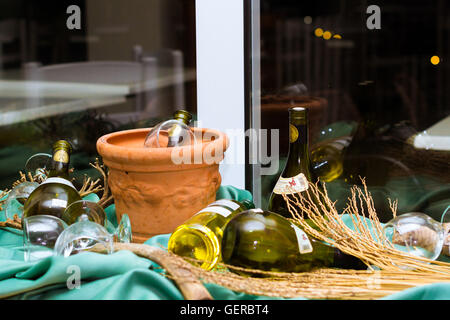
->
23;140;82;223
167;110;193;147
168;199;255;270
268;107;318;218
221;209;366;274
144;109;195;148
311;136;352;183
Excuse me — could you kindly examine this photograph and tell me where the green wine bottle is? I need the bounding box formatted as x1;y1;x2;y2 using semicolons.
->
144;109;194;148
268;107;318;218
168;199;255;270
23;140;82;222
168;110;193;147
310;136;352;183
221;209;366;274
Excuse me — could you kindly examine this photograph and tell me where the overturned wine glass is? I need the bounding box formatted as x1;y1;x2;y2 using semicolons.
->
54;200;132;257
22;214;68;262
25;153;52;180
439;205;450;256
53;218;114;257
143;110;196;148
61;200;132;242
4;181;39;220
383;212;445;262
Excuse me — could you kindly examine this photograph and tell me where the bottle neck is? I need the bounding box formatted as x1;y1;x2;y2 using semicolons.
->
285;118;310;176
173;110;192;126
48;148;71;180
240;199;255;210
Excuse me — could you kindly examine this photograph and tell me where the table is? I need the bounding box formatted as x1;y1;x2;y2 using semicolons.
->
1;185;450;300
0;65;197;126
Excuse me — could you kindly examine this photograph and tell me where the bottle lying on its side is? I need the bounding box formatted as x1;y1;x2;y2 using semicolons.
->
168;199;255;270
221;209;367;275
23;140;82;223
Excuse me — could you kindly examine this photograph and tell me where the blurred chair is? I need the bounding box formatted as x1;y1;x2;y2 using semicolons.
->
133;45;186;116
0;18;27;69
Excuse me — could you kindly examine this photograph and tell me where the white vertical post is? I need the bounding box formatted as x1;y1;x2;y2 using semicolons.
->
248;0;262;207
195;0;246;189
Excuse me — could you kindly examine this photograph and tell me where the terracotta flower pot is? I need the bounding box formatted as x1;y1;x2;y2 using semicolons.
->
97;127;229;243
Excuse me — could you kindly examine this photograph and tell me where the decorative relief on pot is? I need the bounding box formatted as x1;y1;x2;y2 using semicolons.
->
97;127;229;243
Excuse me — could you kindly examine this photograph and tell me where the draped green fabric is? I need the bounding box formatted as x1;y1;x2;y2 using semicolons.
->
0;185;449;300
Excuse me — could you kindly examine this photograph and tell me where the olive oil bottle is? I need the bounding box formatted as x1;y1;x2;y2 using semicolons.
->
23;140;82;222
221;209;366;274
268;107;318;218
168;199;255;270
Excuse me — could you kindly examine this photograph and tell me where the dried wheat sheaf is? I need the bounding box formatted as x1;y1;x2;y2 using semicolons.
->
166;180;450;300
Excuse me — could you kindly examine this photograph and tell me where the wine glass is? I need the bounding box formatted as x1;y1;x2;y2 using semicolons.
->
144;119;196;148
53;219;114;257
61;199;106;226
25;153;52;179
61;200;132;243
22;215;68;262
383;212;445;261
4;182;39;219
440;205;450;256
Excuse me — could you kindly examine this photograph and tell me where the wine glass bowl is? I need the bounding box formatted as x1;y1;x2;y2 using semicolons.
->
22;214;68;262
383;212;445;261
53;219;114;257
62;200;107;226
113;214;132;243
4;182;39;219
440;205;450;256
144;119;196;148
62;200;132;243
25;153;52;179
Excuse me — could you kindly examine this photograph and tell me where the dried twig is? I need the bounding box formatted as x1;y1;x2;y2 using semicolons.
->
0;214;22;229
78;175;102;198
0;190;8;211
12;171;46;188
90;158;113;208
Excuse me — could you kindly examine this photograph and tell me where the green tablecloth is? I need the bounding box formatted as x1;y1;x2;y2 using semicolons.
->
1;185;450;300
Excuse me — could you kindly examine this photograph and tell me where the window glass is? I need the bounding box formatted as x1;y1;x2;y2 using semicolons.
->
255;0;450;222
0;0;196;189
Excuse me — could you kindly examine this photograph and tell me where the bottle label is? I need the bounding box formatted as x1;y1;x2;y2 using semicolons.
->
273;173;309;195
291;224;313;254
41;177;77;190
211;199;240;211
195;205;233;218
53;150;69;163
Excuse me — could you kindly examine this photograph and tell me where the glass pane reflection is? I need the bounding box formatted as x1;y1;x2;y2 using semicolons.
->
255;1;450;222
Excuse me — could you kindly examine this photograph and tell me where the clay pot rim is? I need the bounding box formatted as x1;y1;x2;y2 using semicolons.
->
97;127;229;172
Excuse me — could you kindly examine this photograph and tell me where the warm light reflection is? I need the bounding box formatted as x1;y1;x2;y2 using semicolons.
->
323;31;332;40
431;55;440;65
314;28;324;37
304;16;312;25
333;34;342;39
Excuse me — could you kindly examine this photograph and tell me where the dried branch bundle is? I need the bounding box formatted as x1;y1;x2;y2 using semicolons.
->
281;180;450;274
94;242;450;300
